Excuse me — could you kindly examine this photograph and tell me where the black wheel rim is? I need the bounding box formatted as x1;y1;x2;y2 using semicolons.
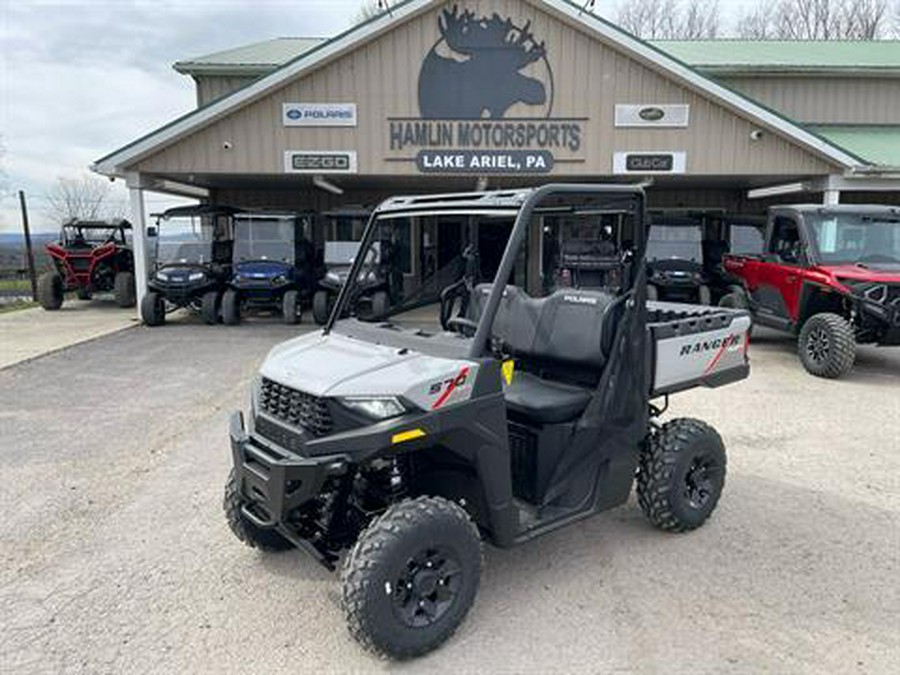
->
683;456;717;510
393;546;462;628
806;326;830;364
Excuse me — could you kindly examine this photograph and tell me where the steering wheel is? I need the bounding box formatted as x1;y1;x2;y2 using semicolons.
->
447;316;478;337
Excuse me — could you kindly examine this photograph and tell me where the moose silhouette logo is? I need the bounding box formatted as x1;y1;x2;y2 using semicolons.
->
418;6;554;119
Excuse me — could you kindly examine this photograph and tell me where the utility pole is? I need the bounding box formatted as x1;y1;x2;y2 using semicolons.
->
19;190;38;301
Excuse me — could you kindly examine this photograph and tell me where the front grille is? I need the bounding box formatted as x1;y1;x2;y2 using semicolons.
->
69;257;91;272
259;378;333;437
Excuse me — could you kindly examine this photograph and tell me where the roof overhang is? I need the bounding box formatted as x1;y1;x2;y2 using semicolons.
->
92;0;865;178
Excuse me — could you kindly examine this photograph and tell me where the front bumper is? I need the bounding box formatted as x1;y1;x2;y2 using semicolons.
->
148;279;216;304
230;412;347;526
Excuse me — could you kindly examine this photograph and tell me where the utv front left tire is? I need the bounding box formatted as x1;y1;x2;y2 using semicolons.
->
223;470;293;552
221;289;241;325
341;496;482;660
282;289;301;325
141;291;165;326
637;418;727;533
798;312;856;379
37;271;64;310
312;290;330;325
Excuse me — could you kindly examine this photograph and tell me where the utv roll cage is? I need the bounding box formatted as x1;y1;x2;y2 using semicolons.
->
323;184;646;360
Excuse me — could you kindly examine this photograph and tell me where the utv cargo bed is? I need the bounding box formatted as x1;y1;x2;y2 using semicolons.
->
647;301;751;397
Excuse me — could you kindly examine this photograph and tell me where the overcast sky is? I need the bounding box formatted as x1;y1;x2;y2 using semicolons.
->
1;0;761;232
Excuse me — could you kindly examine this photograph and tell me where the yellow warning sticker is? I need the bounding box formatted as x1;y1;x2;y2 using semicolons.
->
501;359;515;385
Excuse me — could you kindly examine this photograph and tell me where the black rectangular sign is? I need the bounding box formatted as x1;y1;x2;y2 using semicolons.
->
625;154;674;172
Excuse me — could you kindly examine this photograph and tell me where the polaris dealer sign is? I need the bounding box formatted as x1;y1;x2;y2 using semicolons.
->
283;103;357;127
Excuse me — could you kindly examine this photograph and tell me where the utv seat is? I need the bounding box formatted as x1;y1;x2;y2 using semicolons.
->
503;374;592;424
468;285;618;424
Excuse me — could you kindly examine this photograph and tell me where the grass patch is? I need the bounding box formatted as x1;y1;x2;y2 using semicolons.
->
0;278;32;292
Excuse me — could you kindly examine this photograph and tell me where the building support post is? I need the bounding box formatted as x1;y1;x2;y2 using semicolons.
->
823;175;841;205
126;175;150;318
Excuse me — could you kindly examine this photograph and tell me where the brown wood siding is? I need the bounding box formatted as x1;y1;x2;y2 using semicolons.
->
134;0;837;178
719;75;900;125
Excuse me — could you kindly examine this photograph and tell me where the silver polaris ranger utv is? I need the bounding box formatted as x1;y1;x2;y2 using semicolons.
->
225;184;751;659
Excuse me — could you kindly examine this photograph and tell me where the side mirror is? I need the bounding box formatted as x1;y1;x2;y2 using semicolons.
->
146;226;158;238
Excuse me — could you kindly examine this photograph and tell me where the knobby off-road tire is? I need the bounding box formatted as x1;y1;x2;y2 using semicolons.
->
37;271;64;310
141;291;165;326
718;290;753;337
718;291;748;310
637;418;727;533
371;290;390;321
798;312;856;379
312;290;330;325
114;271;136;307
698;284;712;306
201;290;221;325
221;289;241;325
282;289;301;325
223;469;292;552
341;496;482;660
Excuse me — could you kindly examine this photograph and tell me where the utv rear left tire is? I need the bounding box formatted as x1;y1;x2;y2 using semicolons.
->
718;291;748;310
114;271;136;307
637;418;727;533
798;312;856;379
37;272;63;310
282;289;301;325
341;496;482;660
223;470;293;552
201;290;221;325
698;284;712;306
221;289;241;325
371;290;390;321
313;290;329;325
141;291;165;326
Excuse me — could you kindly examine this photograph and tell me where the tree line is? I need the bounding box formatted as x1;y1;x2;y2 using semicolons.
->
357;1;899;39
615;0;900;40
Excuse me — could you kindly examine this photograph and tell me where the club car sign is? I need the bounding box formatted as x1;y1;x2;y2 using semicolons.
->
387;6;585;175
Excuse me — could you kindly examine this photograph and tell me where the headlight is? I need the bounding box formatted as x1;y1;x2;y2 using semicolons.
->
272;274;287;285
155;270;168;281
188;272;204;282
326;271;340;283
339;396;407;420
837;279;888;304
864;284;888;304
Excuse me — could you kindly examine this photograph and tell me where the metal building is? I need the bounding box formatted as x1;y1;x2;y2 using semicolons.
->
91;0;900;307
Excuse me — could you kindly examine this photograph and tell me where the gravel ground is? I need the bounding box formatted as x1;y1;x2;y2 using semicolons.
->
1;316;898;674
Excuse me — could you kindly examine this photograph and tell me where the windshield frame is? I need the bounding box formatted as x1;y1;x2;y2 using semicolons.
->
154;215;217;266
646;222;704;264
232;215;298;264
803;211;900;266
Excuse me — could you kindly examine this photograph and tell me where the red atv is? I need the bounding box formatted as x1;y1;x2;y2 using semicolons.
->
722;204;900;378
38;219;136;310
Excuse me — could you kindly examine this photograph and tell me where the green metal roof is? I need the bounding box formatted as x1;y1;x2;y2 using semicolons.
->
807;126;900;167
173;37;326;75
650;40;900;74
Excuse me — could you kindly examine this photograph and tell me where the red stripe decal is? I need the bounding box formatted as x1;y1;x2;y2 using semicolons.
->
431;367;470;410
703;339;731;375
